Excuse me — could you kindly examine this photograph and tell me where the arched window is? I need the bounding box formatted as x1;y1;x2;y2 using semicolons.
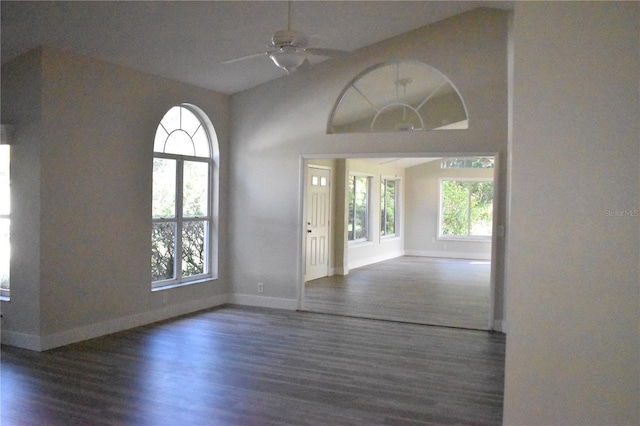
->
328;61;468;133
151;104;218;289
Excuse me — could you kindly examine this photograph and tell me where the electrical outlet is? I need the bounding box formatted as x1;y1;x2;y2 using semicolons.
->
257;282;264;293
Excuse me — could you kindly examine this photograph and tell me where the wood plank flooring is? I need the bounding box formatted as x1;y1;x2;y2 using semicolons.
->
304;256;491;330
1;305;505;425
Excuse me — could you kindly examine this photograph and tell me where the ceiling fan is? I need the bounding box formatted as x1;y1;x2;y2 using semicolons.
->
222;2;349;74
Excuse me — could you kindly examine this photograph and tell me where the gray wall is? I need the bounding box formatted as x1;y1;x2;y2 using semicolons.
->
504;2;639;424
1;46;231;350
1;47;43;339
229;8;509;317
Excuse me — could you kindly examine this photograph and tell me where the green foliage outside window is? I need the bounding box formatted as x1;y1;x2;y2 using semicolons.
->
441;180;493;237
152;222;175;282
380;179;396;236
441;157;494;169
181;221;205;277
348;176;368;241
151;158;208;283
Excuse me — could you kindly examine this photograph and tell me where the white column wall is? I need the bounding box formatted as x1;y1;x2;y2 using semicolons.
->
504;2;639;424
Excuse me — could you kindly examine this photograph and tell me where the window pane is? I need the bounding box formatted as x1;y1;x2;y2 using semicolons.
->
192;126;210;158
348;176;368;241
152;222;175;282
381;180;396;236
348;176;355;239
164;130;195;156
441;157;494;169
0;218;9;292
0;146;9;215
441;180;469;236
440;180;493;237
470;182;493;236
182;221;206;277
153;126;168;153
380;182;385;235
160;106;181;134
152;158;176;218
155;106;209;157
183;161;209;217
387;181;395;234
354;177;368;239
181;107;201;136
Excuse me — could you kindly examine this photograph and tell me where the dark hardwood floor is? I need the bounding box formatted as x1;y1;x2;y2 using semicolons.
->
1;305;505;425
304;256;491;330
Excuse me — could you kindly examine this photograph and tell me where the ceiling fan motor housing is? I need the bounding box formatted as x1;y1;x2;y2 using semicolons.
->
271;29;307;48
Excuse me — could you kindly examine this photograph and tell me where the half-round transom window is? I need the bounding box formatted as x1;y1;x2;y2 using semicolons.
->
154;106;211;157
328;61;468;133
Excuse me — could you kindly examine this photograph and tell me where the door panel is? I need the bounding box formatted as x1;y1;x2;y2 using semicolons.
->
305;167;331;281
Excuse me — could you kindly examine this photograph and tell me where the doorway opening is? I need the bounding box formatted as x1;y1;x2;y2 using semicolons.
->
299;154;499;331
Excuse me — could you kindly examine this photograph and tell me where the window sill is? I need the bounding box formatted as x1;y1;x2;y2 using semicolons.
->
437;236;492;243
152;276;216;292
0;296;9;302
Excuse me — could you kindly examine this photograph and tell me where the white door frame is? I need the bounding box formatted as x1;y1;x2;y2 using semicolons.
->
296;152;501;331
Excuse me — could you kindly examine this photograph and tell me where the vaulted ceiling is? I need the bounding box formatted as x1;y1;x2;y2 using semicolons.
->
1;1;513;95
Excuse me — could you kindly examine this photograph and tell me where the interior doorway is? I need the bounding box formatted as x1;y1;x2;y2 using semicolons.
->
299;155;499;331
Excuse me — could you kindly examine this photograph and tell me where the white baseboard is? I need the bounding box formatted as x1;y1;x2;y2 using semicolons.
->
1;329;42;351
3;294;230;352
332;267;346;276
492;320;507;333
230;294;298;310
404;250;491;261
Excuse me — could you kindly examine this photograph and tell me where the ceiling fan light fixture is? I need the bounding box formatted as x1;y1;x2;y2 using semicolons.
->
269;49;306;74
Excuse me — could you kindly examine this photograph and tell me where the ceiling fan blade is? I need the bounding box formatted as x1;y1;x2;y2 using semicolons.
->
303;47;349;58
221;51;269;64
296;58;312;72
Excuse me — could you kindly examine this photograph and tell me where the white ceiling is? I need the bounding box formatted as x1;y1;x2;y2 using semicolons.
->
1;1;513;95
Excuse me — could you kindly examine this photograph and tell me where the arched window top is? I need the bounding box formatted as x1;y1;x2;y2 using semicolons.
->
154;105;216;158
151;103;219;288
328;61;468;134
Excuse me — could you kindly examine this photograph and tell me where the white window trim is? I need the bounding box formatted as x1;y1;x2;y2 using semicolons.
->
438;177;493;242
152;104;219;290
152;154;213;289
0;144;9;300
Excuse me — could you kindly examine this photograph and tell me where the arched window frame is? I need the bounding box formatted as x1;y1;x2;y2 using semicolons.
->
328;60;469;133
151;104;219;290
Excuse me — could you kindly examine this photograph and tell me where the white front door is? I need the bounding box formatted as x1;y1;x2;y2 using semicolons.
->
305;166;331;282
